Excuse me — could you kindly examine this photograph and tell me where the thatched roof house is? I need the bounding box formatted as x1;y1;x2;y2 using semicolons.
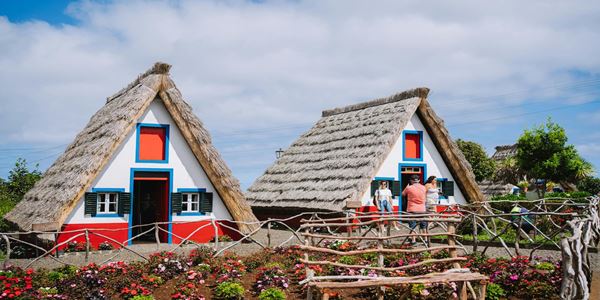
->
491;144;517;162
5;62;257;245
246;88;484;218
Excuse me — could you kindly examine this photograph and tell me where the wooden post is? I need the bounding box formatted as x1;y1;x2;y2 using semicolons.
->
472;214;478;253
212;219;219;252
346;211;352;238
447;222;460;268
3;235;10;267
155;224;160;251
84;229;90;263
267;219;272;248
305;227;314;300
376;220;385;300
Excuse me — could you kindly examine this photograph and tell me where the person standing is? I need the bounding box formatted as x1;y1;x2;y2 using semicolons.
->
374;181;399;230
402;175;427;245
424;176;440;212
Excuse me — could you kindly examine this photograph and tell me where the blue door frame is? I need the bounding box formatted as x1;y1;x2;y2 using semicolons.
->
129;168;173;245
398;163;427;212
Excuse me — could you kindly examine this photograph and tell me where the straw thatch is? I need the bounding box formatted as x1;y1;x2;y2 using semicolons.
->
491;144;517;162
246;87;484;211
478;180;516;198
5;62;258;234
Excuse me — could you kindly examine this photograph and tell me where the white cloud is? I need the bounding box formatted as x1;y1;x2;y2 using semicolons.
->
1;0;600;186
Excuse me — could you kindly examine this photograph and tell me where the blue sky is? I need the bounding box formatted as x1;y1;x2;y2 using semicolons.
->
1;0;599;189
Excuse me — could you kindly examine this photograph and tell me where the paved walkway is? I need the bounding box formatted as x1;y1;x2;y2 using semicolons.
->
3;228;598;273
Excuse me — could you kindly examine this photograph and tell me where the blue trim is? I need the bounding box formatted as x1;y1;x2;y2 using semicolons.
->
91;188;125;217
374;177;395;181
402;130;424;161
176;188;206;216
398;163;428;212
135;123;170;164
92;188;125;192
177;188;206;193
129;168;174;245
94;214;121;218
178;212;203;216
437;178;448;199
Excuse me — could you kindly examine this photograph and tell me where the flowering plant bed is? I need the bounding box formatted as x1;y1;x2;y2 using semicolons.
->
0;246;563;299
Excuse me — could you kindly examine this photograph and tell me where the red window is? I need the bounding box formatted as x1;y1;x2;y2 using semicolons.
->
138;126;166;161
404;132;422;160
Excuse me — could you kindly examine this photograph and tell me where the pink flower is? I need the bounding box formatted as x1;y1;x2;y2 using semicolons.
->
510;274;519;280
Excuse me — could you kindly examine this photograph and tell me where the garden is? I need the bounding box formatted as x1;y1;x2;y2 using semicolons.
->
0;243;564;300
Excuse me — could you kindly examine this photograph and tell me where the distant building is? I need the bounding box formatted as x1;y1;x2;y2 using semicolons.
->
491;144;517;162
246;88;484;222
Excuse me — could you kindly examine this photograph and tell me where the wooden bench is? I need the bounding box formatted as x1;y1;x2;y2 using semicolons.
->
299;213;489;300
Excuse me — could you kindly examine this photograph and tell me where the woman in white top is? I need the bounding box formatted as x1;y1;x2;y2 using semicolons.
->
374;181;399;230
424;176;440;212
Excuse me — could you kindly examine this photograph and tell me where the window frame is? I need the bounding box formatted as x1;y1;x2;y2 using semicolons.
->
92;188;125;217
402;130;424;161
135;123;170;163
177;188;206;216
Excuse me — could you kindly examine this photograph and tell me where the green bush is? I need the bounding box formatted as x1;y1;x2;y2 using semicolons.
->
214;281;245;300
131;296;155;300
486;283;506;300
577;177;600;195
535;261;555;271
258;287;286;300
545;191;591;199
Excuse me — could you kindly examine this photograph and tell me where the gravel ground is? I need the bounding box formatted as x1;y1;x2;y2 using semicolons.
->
3;228;598;272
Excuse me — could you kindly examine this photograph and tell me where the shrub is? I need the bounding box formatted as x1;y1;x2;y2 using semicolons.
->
131;296;155;300
486;283;506;300
545;191;591;199
120;283;153;299
214;258;246;283
216;235;233;242
577;176;600;195
98;241;114;251
258;287;286;300
64;240;87;253
535;261;555;271
244;249;272;271
188;246;215;266
253;266;289;293
214;281;245;300
148;252;188;280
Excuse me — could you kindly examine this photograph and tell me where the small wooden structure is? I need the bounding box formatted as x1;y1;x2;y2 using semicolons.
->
299;213;489;300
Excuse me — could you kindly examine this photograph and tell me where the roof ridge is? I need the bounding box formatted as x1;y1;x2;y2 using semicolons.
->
321;87;429;117
106;62;171;103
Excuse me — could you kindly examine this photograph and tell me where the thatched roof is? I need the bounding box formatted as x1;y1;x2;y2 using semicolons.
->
246;88;485;211
479;180;516;198
5;62;258;233
491;144;517;161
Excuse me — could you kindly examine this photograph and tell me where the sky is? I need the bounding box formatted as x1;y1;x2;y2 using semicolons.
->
0;0;599;189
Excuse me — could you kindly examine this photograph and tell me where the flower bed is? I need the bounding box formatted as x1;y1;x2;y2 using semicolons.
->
0;246;563;299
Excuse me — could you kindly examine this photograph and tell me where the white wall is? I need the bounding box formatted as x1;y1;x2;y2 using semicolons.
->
359;113;467;207
64;99;233;224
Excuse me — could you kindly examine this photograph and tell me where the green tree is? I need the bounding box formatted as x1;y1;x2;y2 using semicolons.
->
0;158;42;204
456;139;496;182
577;176;600;195
515;119;593;191
494;157;524;185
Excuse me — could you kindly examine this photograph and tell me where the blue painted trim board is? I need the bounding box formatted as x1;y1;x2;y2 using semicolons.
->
398;163;428;212
129;168;173;245
135;123;170;163
402;130;424;162
91;188;126;192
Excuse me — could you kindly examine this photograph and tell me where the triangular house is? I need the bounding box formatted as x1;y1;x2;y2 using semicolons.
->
246;88;484;220
6;62;257;246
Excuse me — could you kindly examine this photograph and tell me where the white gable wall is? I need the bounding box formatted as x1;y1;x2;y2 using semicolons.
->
64;98;233;224
359;113;467;207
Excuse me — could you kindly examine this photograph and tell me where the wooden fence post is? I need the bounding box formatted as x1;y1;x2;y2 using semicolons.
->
472;214;478;253
305;227;314;300
155;224;160;251
376;219;385;300
3;234;10;267
84;229;90;263
267;219;272;248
